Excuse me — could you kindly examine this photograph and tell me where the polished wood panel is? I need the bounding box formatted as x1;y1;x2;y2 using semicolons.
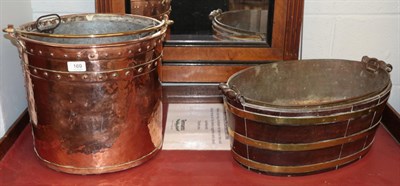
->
163;47;283;62
95;0;125;13
163;84;223;103
161;65;250;82
283;0;304;60
382;104;400;143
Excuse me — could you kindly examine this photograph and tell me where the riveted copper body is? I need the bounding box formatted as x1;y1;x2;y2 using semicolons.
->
220;57;392;175
4;14;168;174
130;0;172;20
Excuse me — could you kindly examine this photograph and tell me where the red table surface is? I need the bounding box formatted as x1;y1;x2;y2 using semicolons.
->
0;125;399;186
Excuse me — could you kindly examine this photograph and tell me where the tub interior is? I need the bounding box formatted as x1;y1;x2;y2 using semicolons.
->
227;60;390;106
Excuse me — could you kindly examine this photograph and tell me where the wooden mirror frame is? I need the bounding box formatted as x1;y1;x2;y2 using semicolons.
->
95;0;304;83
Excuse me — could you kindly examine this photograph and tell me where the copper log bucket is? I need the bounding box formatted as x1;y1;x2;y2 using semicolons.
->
131;0;172;20
3;14;170;174
219;57;393;175
209;9;268;41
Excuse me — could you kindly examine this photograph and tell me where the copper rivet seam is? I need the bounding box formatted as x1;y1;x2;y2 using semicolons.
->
224;98;388;126
26;57;160;81
131;67;157;79
228;120;380;151
231;141;373;174
27;63;157;81
26;53;162;75
20;30;166;59
24;43;160;59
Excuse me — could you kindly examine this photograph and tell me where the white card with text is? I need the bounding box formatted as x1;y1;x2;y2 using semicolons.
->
163;104;230;150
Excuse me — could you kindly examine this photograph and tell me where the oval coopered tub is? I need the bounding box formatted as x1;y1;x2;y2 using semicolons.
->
219;56;393;175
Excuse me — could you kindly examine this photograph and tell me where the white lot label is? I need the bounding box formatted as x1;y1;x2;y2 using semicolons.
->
67;61;86;72
163;103;230;150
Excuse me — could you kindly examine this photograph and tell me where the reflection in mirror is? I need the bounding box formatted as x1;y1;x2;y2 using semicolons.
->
168;0;274;45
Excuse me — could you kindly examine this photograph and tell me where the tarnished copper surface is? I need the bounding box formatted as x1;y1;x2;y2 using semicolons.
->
4;14;168;174
131;0;172;20
220;57;393;175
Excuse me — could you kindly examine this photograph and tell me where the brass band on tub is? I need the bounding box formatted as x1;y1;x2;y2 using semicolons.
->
224;97;388;126
228;120;379;151
232;141;373;174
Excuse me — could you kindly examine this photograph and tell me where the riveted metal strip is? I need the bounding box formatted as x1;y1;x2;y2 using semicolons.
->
26;54;162;82
24;37;163;59
228;120;379;151
232;141;373;174
224;97;388;126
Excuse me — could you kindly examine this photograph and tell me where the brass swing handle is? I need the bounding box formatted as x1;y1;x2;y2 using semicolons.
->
35;14;61;33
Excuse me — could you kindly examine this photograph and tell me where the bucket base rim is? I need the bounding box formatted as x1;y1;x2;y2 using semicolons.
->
33;145;162;175
231;142;372;176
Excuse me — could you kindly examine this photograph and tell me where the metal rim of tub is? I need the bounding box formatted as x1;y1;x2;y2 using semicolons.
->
219;56;393;175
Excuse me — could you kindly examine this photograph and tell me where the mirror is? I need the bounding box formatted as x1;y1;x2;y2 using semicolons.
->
97;0;304;82
167;0;274;46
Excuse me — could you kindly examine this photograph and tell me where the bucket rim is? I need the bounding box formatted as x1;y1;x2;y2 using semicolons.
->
16;25;167;48
9;13;169;39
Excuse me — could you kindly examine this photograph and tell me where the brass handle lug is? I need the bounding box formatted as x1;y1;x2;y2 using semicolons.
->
3;24;15;34
219;83;242;103
362;56;393;73
209;9;222;20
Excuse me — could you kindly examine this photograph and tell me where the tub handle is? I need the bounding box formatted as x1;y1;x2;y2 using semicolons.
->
165;14;174;26
219;83;242;102
362;56;393;73
209;9;222;20
35;14;61;33
2;24;26;51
